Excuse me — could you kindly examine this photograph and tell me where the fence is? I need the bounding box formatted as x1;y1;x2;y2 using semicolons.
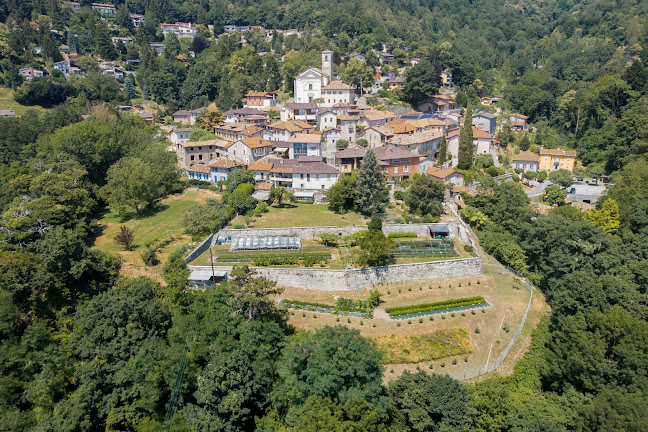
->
449;260;534;381
184;233;214;263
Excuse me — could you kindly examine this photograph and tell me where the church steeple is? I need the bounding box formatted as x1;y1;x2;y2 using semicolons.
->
322;50;333;84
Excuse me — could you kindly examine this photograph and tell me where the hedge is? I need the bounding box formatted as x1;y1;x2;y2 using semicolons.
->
213;252;331;263
385;296;486;317
387;231;417;238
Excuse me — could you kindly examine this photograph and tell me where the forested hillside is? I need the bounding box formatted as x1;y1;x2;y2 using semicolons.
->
0;0;647;431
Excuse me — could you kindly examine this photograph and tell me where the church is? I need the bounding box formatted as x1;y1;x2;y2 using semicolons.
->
294;51;356;106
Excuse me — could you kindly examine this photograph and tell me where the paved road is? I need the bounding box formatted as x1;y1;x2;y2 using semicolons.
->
526;181;552;197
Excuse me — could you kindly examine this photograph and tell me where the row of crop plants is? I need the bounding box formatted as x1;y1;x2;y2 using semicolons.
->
385;296;489;320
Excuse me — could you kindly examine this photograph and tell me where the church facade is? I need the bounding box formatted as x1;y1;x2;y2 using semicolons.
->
294;50;357;105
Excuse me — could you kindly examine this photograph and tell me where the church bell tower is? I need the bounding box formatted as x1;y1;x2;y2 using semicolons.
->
322;50;333;84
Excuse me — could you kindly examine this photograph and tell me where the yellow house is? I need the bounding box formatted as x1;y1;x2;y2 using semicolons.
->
539;148;576;172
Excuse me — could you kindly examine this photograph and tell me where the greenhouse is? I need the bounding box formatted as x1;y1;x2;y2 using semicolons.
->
229;236;302;251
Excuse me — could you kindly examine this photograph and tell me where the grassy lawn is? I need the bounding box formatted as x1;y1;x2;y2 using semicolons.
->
93;188;221;280
232;203;367;228
0;87;48;116
375;328;473;363
191;241;331;266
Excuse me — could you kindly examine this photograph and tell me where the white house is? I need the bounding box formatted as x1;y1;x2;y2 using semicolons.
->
52;60;70;77
227;137;274;165
248;157;339;193
316;109;337;130
511;151;540;172
18;67;43;81
266;120;314;141
223;108;268;124
288;133;322;159
321;80;356;107
281;102;318;122
445;127;495;167
294;51;333;103
320;128;341;159
169;128;193;145
161;22;197;38
337;114;358;143
131;14;145;27
0;109;15;118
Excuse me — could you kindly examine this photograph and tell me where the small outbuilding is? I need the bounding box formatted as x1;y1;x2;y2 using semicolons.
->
189;269;228;288
428;225;452;240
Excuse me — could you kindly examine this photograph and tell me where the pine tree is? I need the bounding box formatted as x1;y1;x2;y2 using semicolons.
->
164;32;180;59
437;135;447;164
265;55;282;91
458;104;474;169
124;77;136;99
94;21;117;60
356;149;388;215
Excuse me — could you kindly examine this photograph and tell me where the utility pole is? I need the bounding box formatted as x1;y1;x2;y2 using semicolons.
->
209;247;215;286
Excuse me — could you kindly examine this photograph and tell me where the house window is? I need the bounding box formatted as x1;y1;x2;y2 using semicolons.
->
199;155;203;160
308;84;313;90
403;166;409;173
190;155;195;161
394;166;398;173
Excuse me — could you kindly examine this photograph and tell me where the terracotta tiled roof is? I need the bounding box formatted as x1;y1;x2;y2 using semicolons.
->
539;148;576;157
512;150;540;162
209;157;245;168
180;138;233;148
289;133;321;144
188;164;211;174
388;130;443;146
323;80;356;90
427;167;463;179
248;162;274;171
240;137;272;149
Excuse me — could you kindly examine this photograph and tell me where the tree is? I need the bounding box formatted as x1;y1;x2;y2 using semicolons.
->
229;183;257;215
356;138;368;147
356;228;394;267
188;128;216;141
227;169;255;194
228;265;284;320
458;105;474;169
388;371;472;432
356;149;388;215
525;170;537;180
543;184;567;205
270;186;294;206
272;326;385;411
336;139;349;150
537;171;547;182
93;21;117;60
195;106;224;130
437;135;447;164
341;58;373;93
164;32;180;59
405;174;445;217
326;173;357;213
548;169;573;188
475;153;494;169
101;145;178;216
518;133;531;151
114;226;134;250
583;199;621;234
123;77;136;99
403;60;439;105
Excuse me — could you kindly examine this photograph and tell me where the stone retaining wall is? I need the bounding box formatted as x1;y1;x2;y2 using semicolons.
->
189;257;481;291
215;223;460;243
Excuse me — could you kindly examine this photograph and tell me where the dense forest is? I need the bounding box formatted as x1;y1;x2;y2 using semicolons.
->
0;0;647;431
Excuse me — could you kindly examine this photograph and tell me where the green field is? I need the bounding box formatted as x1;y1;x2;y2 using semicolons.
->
234;203;367;228
0;87;48;116
93;188;221;277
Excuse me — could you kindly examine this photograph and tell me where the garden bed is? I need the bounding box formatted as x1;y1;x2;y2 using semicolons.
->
280;299;369;317
385;296;490;320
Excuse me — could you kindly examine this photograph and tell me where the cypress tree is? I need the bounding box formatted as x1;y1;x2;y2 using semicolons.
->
458;104;474;169
356;149;389;215
437;135;447;164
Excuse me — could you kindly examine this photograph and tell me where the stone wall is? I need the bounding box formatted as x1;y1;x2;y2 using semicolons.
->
189;257;481;291
215;223;461;243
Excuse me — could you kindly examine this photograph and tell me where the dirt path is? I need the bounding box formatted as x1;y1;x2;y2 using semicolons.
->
373;308;391;321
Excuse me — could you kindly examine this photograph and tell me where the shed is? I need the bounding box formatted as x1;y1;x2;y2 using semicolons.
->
189;269;228;287
428;225;451;240
294;191;315;201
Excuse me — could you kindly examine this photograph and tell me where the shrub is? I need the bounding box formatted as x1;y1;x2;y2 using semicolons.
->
141;247;158;266
429;316;434;321
360;320;363;325
451;313;456;317
232;223;246;229
463;244;474;253
441;315;446;320
313;314;317;318
461;312;466;316
475;328;480;334
336;317;340;322
429;364;434;369
397;322;401;327
390;369;394;373
537;171;547;182
458;283;462;287
347;318;351;323
387;231;416;238
398;289;401;293
372;323;376;327
386;297;488;317
471;310;476;315
408;287;412;291
407;320;412;325
452;358;457;365
302;312;306;317
477;280;481;284
481;309;485;313
419;318;423;323
464;356;469;362
393;190;404;201
441;362;445;368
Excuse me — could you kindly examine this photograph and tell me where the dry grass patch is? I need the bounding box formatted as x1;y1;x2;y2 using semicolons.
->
375;327;473;363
